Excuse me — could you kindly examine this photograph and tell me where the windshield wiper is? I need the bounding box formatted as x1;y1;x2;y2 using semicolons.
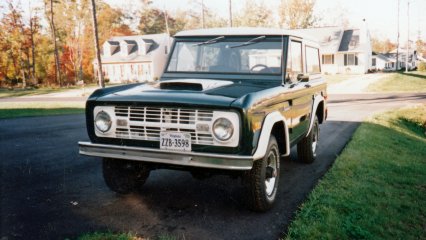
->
193;36;225;46
230;36;266;48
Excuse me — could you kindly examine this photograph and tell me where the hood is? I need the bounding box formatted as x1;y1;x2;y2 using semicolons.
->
93;78;276;108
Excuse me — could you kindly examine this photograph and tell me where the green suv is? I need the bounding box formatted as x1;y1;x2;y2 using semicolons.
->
79;27;327;212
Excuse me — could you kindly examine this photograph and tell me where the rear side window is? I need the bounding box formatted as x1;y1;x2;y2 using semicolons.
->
287;41;303;75
306;46;320;74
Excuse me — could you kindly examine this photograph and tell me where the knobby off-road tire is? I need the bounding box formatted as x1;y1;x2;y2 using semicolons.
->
244;136;280;212
102;158;150;194
297;116;319;164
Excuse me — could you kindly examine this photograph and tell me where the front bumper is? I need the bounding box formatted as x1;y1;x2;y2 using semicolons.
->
78;141;253;170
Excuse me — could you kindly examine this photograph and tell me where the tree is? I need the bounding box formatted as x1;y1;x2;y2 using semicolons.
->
0;1;31;87
279;0;317;29
371;37;396;53
138;4;180;35
90;0;105;88
234;0;274;27
28;6;41;85
44;0;62;86
179;2;227;30
416;38;425;58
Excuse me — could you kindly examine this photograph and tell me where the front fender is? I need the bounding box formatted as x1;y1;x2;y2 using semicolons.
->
252;111;290;160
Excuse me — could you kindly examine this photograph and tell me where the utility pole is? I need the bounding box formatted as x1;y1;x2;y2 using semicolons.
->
90;0;105;88
163;2;169;35
228;0;232;27
396;0;400;71
405;0;410;73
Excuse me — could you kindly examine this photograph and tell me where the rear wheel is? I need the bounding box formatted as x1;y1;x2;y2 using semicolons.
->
297;116;319;164
102;158;150;194
244;136;280;212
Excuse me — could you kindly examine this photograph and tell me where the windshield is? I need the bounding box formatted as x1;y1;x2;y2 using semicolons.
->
166;37;283;75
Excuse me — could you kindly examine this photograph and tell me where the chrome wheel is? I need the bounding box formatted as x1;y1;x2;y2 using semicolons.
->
311;123;319;155
244;135;280;212
265;146;279;197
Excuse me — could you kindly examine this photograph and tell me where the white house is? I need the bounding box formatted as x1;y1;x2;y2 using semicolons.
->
388;48;417;71
371;49;418;71
297;26;372;74
371;52;391;71
93;34;172;83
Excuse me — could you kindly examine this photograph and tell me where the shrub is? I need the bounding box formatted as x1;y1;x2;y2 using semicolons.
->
418;62;426;71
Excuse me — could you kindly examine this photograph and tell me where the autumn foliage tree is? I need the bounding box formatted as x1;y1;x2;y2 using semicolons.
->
371;38;397;53
233;0;274;27
279;0;317;29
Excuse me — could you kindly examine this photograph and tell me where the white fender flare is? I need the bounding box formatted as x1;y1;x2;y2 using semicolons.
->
306;94;325;136
252;111;290;160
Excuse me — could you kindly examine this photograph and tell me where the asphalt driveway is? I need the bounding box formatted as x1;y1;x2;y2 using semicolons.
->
1;93;425;240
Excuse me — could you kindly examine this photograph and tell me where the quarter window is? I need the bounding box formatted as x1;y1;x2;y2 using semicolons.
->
306;46;320;74
287;41;303;74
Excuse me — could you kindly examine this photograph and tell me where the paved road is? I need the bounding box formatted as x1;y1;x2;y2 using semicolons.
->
1;93;425;240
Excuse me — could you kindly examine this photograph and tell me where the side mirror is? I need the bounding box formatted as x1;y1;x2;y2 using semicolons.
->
297;74;310;82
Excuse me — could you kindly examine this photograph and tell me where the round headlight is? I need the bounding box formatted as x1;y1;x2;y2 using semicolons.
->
95;111;112;133
213;118;234;141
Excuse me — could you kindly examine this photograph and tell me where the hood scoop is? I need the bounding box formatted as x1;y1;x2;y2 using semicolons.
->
159;79;233;91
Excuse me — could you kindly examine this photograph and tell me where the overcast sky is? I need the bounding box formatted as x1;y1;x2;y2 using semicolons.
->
2;0;425;42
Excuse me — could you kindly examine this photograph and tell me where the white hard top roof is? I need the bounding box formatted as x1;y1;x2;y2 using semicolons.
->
176;27;309;38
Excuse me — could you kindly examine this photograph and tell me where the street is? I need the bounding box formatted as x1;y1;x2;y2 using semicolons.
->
1;93;425;240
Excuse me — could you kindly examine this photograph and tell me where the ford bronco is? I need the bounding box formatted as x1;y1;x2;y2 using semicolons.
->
79;28;327;212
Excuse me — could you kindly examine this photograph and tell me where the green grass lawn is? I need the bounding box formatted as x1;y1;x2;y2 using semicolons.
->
75;232;135;240
323;74;359;85
285;105;426;240
0;102;84;119
0;85;93;98
367;71;426;92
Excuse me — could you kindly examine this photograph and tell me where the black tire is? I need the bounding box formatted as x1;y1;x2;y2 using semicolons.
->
102;158;150;194
190;171;211;180
297;116;319;164
244;136;280;212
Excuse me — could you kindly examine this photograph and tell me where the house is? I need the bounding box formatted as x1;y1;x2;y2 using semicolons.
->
371;52;392;71
93;33;172;83
371;49;418;71
297;26;372;74
388;48;417;71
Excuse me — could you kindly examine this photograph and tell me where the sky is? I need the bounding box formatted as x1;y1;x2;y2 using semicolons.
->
2;0;425;42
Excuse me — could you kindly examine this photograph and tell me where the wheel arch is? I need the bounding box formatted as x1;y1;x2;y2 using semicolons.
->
307;95;325;136
252;111;290;160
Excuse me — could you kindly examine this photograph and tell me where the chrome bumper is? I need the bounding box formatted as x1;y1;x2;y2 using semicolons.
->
78;141;253;170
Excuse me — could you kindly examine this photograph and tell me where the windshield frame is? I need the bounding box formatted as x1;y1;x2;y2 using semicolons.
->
163;36;287;80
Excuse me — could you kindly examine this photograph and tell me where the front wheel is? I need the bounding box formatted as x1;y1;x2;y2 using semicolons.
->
244;136;280;212
102;158;150;194
297;116;319;164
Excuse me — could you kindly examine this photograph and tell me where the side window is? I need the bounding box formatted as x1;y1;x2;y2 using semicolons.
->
306;46;320;74
286;41;303;82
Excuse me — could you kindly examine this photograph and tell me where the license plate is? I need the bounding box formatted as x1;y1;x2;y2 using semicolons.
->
160;132;192;152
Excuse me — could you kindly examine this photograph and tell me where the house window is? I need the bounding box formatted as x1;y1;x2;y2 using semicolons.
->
306;46;320;73
322;54;334;65
344;53;358;66
372;58;376;67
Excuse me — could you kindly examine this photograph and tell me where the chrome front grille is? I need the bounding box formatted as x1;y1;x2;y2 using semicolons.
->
113;106;214;145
